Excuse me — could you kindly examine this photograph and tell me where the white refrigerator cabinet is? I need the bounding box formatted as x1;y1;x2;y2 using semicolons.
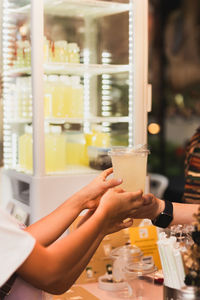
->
1;0;151;223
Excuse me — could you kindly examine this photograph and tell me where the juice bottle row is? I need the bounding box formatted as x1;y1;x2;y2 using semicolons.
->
44;37;80;64
13;38;80;68
18;125;111;174
14;40;31;68
44;75;84;119
7;75;84;120
5;77;32;120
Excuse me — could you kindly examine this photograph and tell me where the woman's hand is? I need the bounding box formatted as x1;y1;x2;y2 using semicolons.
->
141;193;165;220
72;168;122;211
97;187;144;236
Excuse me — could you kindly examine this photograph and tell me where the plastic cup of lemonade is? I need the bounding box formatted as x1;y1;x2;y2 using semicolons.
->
108;145;149;193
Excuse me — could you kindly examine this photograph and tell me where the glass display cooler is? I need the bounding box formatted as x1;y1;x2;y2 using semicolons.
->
1;0;151;224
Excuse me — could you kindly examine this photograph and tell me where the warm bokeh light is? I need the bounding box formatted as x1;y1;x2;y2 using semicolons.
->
175;94;184;107
148;123;160;135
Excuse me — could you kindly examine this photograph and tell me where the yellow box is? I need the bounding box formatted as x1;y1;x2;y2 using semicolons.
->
129;224;161;269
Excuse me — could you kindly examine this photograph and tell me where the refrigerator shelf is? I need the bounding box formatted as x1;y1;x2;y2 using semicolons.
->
46;116;130;124
5;63;129;77
5;118;32;124
7;0;129;19
6;116;129;125
5;166;98;180
44;63;130;76
3;67;31;77
43;0;129;18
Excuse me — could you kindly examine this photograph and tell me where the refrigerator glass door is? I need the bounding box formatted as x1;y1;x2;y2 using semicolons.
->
2;0;148;175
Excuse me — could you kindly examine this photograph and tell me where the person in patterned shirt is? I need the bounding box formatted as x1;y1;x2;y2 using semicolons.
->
183;126;200;203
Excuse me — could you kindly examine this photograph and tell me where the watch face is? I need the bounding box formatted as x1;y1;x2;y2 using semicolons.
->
160;213;173;225
153;212;173;228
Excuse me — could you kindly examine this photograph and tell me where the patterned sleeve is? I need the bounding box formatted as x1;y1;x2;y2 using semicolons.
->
183;127;200;203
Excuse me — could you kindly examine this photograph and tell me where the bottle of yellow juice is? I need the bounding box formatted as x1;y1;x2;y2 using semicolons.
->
66;130;88;166
18;124;33;172
44;75;52;118
67;43;80;63
70;76;83;118
19;124;66;174
45;125;66;173
54;40;68;63
48;75;66;118
86;126;111;148
60;76;72;118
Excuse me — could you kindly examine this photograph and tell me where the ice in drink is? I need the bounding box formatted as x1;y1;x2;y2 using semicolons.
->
109;146;149;193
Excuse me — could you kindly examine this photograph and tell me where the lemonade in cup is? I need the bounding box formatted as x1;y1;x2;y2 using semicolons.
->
108;146;149;193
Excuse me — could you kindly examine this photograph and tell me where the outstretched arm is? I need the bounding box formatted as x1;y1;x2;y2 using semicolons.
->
61;210;133;289
140;194;199;226
17;188;143;294
26;168;122;246
171;202;198;225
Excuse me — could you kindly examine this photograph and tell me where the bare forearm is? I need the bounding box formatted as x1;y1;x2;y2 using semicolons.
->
141;194;199;227
25;169;122;246
150;198;198;226
170;202;198;226
48;209;105;269
26;196;82;246
62;233;104;289
18;208;107;294
18;188;144;294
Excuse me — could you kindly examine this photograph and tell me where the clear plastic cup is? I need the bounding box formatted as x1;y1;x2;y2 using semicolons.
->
122;261;157;299
108;146;149;192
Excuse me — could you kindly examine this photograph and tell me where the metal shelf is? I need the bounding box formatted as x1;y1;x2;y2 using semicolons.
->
6;116;129;125
5;63;129;77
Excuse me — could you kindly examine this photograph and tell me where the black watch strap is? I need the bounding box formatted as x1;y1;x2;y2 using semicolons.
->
152;200;173;228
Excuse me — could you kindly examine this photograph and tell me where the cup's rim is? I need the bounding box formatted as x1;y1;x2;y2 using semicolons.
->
108;145;150;156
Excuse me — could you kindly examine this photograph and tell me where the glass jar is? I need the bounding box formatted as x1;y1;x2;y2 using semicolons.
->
122;261;158;299
110;245;143;283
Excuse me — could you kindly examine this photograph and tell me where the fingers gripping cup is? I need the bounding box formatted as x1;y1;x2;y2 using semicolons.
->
108;145;149;193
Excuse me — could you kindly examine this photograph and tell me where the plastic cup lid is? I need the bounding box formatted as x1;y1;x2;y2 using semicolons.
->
108;145;150;156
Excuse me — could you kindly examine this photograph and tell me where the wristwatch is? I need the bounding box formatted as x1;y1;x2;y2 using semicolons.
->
152;200;173;228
